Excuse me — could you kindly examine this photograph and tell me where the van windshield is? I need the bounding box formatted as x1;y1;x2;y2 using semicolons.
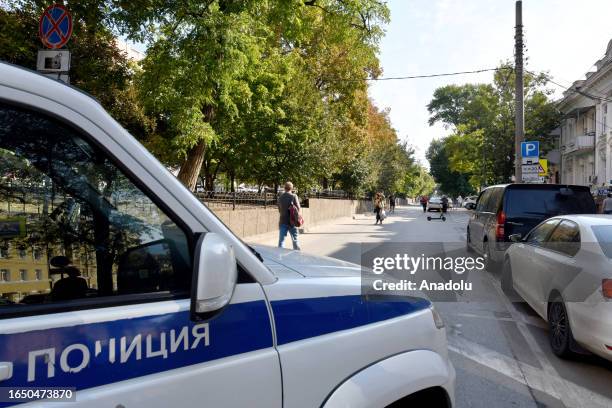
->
505;188;595;217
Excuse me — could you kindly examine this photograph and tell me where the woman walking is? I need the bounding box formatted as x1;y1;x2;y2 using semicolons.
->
374;192;385;224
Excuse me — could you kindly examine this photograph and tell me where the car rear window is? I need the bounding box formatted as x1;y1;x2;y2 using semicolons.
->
505;188;595;217
592;225;612;259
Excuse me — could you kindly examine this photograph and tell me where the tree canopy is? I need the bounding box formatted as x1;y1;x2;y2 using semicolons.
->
1;0;421;198
426;63;560;193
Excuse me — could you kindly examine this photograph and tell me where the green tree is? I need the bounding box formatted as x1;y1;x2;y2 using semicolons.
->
403;165;435;199
427;63;560;190
426;139;474;197
0;1;154;140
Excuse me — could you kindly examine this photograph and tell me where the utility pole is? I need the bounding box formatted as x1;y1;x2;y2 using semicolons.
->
514;0;525;182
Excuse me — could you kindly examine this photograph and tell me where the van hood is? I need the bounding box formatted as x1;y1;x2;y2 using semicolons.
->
252;245;361;278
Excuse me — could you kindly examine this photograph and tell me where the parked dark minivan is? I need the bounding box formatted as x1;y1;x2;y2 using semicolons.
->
466;184;596;268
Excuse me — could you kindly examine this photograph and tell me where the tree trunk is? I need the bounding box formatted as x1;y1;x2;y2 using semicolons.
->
177;141;206;191
229;170;235;192
322;177;329;189
177;105;215;191
205;173;215;191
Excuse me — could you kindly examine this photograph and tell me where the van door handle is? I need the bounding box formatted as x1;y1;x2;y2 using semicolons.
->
507;221;523;226
0;362;13;381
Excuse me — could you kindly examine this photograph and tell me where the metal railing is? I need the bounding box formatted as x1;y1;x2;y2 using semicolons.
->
195;190;363;210
195;191;277;210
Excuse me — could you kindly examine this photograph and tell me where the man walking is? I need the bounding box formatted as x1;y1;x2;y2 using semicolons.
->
388;194;396;214
420;195;428;213
278;181;301;250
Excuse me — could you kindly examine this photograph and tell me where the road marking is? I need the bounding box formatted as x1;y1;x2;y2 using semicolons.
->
488;275;596;408
448;335;612;408
443;312;547;329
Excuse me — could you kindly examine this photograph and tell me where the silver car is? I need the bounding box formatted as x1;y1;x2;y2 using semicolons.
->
427;197;443;211
503;215;612;361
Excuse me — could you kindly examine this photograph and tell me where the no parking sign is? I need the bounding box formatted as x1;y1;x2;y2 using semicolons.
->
39;4;73;49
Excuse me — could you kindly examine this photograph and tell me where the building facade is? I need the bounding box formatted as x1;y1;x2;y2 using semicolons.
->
558;39;612;189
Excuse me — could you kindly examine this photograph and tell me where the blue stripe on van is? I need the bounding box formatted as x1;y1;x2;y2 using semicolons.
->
271;295;431;345
0;294;429;405
0;299;272;406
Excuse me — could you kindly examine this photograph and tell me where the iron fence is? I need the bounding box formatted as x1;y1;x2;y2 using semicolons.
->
195;190;363;210
195;191;277;210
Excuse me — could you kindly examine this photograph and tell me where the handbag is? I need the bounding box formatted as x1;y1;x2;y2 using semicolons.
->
380;209;387;220
289;202;304;227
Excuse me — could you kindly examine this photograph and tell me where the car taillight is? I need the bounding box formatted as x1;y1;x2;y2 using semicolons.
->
602;279;612;299
496;210;506;241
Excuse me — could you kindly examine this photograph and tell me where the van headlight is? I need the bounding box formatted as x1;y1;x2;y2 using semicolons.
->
429;305;445;329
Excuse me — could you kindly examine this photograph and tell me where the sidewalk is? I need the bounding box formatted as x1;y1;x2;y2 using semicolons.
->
246;207;413;263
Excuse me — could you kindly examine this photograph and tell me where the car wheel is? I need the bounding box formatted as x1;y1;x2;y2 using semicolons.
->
548;297;574;358
501;258;513;292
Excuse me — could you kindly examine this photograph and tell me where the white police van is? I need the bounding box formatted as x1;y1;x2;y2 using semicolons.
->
0;62;455;407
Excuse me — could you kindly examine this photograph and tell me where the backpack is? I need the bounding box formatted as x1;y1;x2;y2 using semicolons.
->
289;200;304;227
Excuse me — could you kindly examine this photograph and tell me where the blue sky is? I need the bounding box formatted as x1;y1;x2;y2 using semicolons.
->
368;0;612;165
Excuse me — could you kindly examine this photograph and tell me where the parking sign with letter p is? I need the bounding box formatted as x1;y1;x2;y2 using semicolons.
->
521;141;539;158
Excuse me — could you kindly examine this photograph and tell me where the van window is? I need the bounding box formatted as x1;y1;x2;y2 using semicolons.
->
505;188;595;217
485;188;503;213
0;104;192;311
475;190;490;212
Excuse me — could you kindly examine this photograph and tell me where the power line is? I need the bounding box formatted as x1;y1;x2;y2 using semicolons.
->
365;67;510;81
322;67;512;82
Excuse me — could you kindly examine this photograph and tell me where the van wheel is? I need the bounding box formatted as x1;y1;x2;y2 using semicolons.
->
484;240;499;273
466;228;474;253
548;297;574;358
483;241;492;270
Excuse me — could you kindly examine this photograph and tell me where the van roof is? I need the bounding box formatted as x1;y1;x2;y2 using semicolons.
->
483;183;591;191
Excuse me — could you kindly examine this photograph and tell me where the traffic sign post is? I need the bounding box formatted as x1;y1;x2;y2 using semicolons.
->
37;4;72;84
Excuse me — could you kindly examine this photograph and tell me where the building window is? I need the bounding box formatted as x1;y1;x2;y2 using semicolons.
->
35;269;42;281
19;269;27;281
0;269;9;282
0;244;9;258
19;248;27;259
33;248;42;260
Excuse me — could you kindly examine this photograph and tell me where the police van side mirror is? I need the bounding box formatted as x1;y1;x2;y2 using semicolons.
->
191;233;237;321
465;202;476;210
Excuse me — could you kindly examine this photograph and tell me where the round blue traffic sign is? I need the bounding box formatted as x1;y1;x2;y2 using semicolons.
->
39;4;73;49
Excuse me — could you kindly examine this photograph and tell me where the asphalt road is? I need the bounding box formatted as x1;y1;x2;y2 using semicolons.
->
250;205;612;408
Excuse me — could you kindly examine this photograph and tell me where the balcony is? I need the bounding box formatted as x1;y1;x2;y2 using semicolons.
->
562;133;595;154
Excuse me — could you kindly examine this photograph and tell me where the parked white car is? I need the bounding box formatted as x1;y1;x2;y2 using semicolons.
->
503;215;612;361
0;62;455;407
462;196;477;208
